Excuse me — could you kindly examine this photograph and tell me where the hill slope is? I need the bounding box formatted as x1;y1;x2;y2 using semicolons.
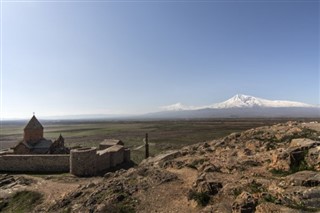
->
1;121;320;212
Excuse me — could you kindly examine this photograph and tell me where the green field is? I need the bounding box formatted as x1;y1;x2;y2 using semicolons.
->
1;118;319;163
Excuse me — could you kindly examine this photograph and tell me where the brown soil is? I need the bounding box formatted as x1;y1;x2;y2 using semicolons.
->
135;168;198;213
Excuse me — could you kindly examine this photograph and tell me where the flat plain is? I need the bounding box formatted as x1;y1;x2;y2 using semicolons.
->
1;118;319;163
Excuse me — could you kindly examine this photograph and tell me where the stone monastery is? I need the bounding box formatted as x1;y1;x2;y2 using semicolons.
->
0;116;131;176
14;115;69;154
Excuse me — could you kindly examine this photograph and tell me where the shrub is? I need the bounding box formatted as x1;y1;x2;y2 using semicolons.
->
263;194;277;203
232;188;242;197
270;169;291;176
248;181;266;193
0;190;43;213
188;190;210;206
290;150;315;173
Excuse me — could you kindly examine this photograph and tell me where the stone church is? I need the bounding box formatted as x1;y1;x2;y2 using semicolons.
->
13;115;69;154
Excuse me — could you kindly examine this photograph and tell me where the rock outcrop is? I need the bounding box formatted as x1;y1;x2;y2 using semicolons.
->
144;121;320;212
2;121;320;213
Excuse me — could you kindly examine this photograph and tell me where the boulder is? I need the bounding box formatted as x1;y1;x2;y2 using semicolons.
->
232;192;257;213
193;173;223;196
269;148;291;171
255;203;299;213
270;140;319;172
0;174;34;189
281;186;320;210
289;138;320;148
199;162;221;173
140;150;181;166
278;171;320;209
306;146;320;170
285;171;320;187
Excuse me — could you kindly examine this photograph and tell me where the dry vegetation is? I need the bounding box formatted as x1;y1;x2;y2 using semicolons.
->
1;118;319;163
1;120;320;212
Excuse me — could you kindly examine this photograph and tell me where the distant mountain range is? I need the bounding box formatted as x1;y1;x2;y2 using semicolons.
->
161;94;315;111
143;94;320;119
5;94;318;121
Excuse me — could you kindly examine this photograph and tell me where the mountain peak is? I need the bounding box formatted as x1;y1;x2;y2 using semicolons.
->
213;94;262;108
160;94;315;112
234;94;249;99
231;94;256;102
160;103;192;111
212;94;313;109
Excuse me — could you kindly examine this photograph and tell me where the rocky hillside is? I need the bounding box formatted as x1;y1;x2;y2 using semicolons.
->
1;121;320;213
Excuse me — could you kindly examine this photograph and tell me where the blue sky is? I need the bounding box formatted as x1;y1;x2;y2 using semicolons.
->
1;0;319;118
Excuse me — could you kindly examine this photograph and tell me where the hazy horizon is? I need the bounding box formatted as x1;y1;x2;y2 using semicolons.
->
2;93;320;120
1;0;319;119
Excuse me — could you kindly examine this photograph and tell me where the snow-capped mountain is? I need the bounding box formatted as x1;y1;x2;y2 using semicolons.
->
161;94;314;111
146;94;319;119
210;94;314;109
160;103;203;111
160;103;195;111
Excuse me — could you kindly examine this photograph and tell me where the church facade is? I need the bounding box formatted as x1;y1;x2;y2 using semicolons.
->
13;116;69;154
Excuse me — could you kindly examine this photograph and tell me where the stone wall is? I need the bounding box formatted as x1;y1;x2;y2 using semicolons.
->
14;143;32;154
108;147;124;167
124;148;131;162
0;155;69;173
1;144;131;176
70;147;97;177
24;129;43;142
70;145;129;176
96;150;111;174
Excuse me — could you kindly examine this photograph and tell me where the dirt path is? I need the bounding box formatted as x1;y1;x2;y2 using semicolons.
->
167;167;198;188
28;178;78;205
20;175;99;210
135;167;199;213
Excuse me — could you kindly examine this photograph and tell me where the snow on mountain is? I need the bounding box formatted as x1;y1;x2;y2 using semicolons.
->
160;103;201;111
210;94;314;109
160;94;314;111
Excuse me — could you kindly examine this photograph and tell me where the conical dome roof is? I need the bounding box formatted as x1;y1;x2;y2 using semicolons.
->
24;115;43;130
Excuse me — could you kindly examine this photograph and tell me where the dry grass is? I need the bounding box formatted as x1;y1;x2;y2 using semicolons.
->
1;118;319;163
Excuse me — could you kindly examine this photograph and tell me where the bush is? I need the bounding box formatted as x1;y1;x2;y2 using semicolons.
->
270;149;315;176
248;181;266;193
290;150;315;173
263;194;277;203
270;169;291;176
188;190;210;206
0;190;43;213
232;188;242;197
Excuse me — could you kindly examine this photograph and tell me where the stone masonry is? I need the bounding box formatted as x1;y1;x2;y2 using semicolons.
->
1;116;131;176
1;140;131;176
70;142;131;177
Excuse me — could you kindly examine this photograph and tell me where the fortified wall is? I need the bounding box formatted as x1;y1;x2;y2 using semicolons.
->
70;144;130;176
0;116;131;176
0;155;70;173
0;140;131;176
